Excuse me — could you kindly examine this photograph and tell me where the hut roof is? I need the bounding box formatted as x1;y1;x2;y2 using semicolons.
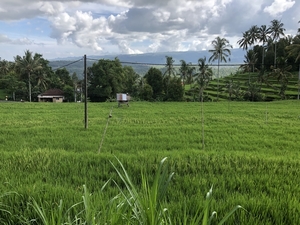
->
40;89;64;96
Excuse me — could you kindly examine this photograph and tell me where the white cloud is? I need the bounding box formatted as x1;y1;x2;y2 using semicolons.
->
0;34;11;43
0;0;299;60
264;0;295;16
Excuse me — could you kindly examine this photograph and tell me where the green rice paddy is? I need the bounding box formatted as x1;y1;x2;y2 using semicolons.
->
0;101;299;224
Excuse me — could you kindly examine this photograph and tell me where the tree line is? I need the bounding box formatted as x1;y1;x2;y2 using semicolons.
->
236;19;300;100
0;50;79;102
0;18;299;102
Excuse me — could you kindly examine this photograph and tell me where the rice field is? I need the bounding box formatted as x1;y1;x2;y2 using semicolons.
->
0;100;300;224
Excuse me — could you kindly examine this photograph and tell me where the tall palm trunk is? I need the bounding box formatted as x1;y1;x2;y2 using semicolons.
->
298;64;300;100
274;42;277;68
28;72;31;102
217;56;220;101
262;44;265;70
201;94;204;150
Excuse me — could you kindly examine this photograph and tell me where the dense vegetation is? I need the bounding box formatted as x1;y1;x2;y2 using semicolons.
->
1;19;300;103
0;101;299;224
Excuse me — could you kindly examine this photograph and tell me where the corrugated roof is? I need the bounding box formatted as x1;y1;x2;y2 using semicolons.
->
40;89;64;96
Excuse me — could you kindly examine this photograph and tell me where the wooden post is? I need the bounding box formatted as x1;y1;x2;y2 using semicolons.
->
84;55;88;129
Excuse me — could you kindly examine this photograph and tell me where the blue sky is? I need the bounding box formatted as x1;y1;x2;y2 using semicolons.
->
0;0;299;61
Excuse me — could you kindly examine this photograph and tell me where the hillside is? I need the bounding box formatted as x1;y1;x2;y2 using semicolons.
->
49;49;244;78
197;71;300;101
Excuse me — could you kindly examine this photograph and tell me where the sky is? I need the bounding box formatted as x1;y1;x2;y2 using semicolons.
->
0;0;299;61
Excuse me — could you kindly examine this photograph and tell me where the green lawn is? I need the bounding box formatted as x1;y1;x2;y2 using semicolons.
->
0;101;300;224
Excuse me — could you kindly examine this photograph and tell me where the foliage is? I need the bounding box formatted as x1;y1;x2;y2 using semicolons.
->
163;56;176;78
123;66;140;96
209;36;232;100
139;83;153;101
164;77;184;101
268;57;293;99
87;58;125;102
193;57;213;101
239;49;257;73
14;50;43;102
223;79;243;101
243;81;264;101
144;67;163;99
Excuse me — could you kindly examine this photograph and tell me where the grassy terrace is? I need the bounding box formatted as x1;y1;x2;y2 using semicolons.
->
0;101;300;224
190;71;299;101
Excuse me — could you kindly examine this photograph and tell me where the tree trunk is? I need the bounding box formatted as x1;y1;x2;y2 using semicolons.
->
217;57;220;101
28;72;31;102
298;64;300;100
201;93;204;150
262;44;265;70
274;42;277;68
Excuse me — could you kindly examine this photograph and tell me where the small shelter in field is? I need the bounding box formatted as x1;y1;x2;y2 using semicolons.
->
116;93;130;107
38;89;64;103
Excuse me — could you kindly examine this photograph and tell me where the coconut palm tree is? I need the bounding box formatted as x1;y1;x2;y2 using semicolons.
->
208;36;232;101
240;49;258;78
186;64;195;85
248;25;259;48
258;25;271;69
36;71;49;91
163;56;176;97
14;50;42;102
164;56;176;78
179;60;188;88
269;19;285;68
0;59;12;77
237;31;251;50
193;57;212;150
194;57;213;102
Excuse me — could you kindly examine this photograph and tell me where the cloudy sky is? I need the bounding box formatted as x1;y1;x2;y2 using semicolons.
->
0;0;299;61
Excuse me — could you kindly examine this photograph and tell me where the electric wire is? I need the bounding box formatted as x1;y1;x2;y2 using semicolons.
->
52;58;83;71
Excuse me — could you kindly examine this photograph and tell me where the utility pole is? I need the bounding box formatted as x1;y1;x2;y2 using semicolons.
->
84;55;88;129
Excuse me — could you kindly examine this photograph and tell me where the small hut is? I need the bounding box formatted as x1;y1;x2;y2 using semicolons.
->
116;93;130;107
38;89;64;103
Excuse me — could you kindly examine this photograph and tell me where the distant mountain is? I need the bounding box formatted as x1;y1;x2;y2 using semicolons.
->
49;49;245;79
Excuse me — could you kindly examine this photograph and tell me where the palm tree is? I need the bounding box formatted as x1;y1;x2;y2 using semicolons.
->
286;36;300;62
209;36;232;101
186;64;195;85
269;19;285;68
248;25;259;48
237;31;251;50
179;60;188;88
0;59;12;77
36;71;49;91
164;56;176;78
194;57;212;150
194;57;213;102
240;49;257;78
14;50;42;102
163;56;176;97
258;25;271;69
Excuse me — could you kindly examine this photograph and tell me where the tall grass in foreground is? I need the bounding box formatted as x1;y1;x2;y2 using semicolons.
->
1;101;300;224
0;191;14;224
16;157;242;225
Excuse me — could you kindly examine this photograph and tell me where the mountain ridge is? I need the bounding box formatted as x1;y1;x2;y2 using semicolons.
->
49;49;245;78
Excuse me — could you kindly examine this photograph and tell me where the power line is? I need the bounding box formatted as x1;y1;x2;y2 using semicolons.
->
52;58;83;71
86;57;244;67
